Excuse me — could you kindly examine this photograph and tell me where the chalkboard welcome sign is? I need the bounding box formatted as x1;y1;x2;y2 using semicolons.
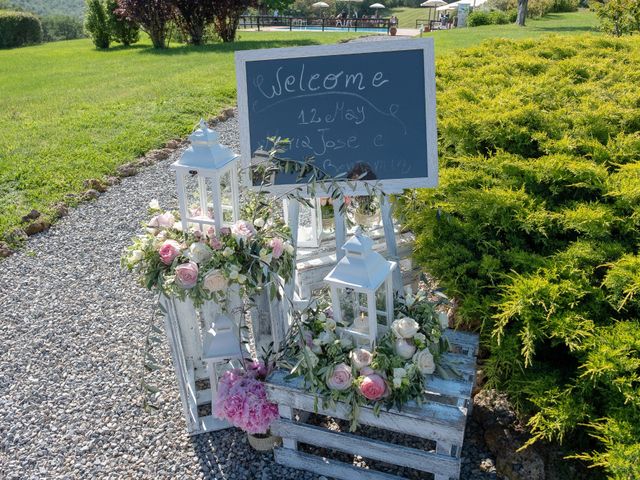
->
235;38;437;195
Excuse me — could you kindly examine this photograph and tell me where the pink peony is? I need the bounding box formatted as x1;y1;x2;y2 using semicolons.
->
158;239;182;265
246;359;269;379
270;237;285;259
359;373;387;401
327;363;353;391
231;220;256;242
149;211;175;229
175;261;199;289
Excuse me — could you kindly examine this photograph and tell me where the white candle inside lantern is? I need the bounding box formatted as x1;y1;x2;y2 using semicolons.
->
352;312;369;346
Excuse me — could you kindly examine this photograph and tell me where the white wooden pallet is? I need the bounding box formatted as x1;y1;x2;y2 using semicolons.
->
265;329;479;480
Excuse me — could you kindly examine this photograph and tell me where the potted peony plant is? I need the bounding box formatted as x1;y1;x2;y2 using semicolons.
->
213;360;281;451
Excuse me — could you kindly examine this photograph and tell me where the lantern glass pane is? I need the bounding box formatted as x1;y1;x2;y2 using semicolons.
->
376;286;388;325
297;202;315;245
186;174;213;223
220;171;234;223
339;288;358;326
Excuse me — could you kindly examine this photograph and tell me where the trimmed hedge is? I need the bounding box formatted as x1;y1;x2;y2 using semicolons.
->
400;35;640;478
0;10;42;48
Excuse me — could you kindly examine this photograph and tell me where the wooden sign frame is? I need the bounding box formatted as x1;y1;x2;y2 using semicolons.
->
235;38;438;196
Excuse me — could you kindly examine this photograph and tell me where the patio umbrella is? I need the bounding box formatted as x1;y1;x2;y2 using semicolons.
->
421;0;447;6
312;1;330;7
370;2;386;8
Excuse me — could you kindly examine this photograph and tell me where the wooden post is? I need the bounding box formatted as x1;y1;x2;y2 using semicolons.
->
379;193;403;294
333;197;347;261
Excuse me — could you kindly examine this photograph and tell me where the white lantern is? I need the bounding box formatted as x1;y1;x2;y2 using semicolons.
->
283;197;323;248
202;313;244;421
172;119;240;234
324;228;396;348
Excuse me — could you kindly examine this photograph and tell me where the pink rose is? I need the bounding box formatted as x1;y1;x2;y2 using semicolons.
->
220;227;231;236
231;220;256;242
209;235;222;250
327;363;353;391
359;373;387;401
149;211;175;228
270;237;284;259
158;239;182;265
175;261;199;289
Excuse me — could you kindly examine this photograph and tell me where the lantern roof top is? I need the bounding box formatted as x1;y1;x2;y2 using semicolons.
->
172;119;239;172
324;228;396;291
202;314;243;362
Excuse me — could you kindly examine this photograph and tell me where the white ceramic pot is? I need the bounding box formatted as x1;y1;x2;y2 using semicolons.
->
247;432;281;451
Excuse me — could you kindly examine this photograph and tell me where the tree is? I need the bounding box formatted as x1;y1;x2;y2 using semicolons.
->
170;0;215;45
85;0;110;48
42;15;85;42
211;0;253;43
595;0;640;36
516;0;527;25
116;0;172;48
106;0;139;45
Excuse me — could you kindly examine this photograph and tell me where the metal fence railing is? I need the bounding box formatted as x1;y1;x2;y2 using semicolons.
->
239;15;391;33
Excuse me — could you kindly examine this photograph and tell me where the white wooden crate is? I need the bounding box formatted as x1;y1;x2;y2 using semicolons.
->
265;329;479;480
159;287;285;435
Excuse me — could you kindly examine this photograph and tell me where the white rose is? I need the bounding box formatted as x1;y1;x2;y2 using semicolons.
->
259;248;272;265
130;250;144;263
253;218;265;228
284;242;294;255
188;242;213;265
317;312;327;322
349;348;373;370
148;199;160;210
438;311;449;330
414;348;436;375
393;367;407;379
222;247;234;258
203;269;227;293
237;274;247;284
391;317;420;339
324;318;336;331
414;332;426;344
318;331;335;345
394;338;416;359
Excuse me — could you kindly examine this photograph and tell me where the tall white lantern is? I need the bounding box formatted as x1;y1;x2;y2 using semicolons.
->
283;197;323;248
324;228;397;348
172;119;240;233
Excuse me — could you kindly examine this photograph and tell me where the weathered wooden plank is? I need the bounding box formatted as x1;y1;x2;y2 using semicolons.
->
198;414;230;433
441;353;477;375
278;405;298;450
196;388;211;406
380;194;403;294
271;419;460;477
423;375;473;400
266;374;465;445
274;448;405;480
443;330;479;357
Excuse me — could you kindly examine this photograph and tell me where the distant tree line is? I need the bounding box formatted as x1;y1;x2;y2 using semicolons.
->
0;1;85;48
84;0;295;49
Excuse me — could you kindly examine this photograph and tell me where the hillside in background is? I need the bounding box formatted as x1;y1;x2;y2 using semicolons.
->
7;0;84;18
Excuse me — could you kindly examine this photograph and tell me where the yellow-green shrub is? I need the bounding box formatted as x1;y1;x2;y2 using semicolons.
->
401;35;640;478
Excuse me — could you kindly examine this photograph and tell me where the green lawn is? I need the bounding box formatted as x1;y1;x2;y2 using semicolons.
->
421;10;600;54
0;12;600;242
0;32;362;242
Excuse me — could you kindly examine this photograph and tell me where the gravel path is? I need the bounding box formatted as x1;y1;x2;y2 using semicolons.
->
0;59;499;480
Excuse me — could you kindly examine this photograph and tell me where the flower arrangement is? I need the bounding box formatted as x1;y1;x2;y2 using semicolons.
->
213;360;279;435
281;284;453;431
122;200;295;305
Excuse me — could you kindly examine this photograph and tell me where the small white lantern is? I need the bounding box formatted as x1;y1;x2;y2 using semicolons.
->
283;197;323;248
202;314;244;413
324;228;397;348
172;119;240;233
